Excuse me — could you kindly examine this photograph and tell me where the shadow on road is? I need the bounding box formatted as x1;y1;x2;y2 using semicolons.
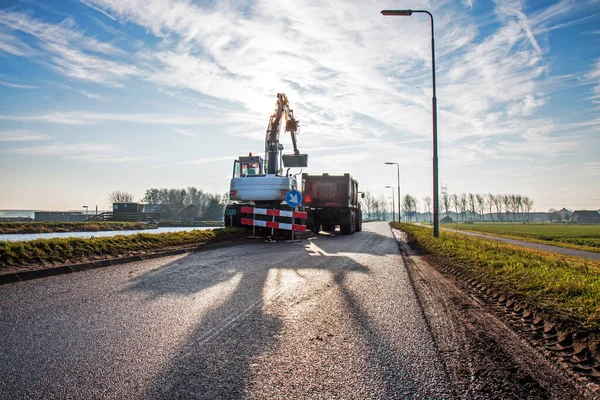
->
124;224;413;398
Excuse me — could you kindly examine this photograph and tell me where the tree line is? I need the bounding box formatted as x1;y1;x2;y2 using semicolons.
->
439;193;534;222
358;191;536;222
357;191;390;221
108;188;229;221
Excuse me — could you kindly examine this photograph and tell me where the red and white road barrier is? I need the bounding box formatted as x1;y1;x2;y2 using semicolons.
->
240;206;307;232
241;218;306;232
241;206;307;219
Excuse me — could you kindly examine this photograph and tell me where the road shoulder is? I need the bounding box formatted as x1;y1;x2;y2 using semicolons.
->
392;228;598;399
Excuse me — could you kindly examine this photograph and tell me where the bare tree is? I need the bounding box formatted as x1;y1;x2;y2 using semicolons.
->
459;193;468;222
502;195;511;221
423;196;432;222
523;196;534;221
402;194;418;222
487;193;495;222
373;198;381;220
108;190;135;205
451;194;460;222
362;191;375;220
468;193;476;221
442;193;451;218
476;194;485;221
494;194;504;222
378;194;389;221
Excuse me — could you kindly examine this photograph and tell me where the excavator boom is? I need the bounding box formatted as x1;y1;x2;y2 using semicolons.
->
265;93;307;175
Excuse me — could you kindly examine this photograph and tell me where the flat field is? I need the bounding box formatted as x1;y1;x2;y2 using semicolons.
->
448;223;600;253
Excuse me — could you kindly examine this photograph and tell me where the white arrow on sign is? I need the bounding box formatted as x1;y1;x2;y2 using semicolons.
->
288;193;298;204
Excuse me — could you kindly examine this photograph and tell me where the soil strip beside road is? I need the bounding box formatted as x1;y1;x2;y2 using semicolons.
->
392;228;597;399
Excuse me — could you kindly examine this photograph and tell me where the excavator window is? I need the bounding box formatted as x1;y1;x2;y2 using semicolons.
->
241;162;260;176
233;160;241;178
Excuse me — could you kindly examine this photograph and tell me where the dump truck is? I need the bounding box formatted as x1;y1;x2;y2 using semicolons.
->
302;173;362;235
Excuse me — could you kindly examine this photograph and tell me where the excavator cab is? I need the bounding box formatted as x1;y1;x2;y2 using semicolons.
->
233;155;264;178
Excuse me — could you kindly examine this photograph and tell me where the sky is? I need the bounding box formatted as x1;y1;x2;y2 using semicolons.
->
0;0;599;213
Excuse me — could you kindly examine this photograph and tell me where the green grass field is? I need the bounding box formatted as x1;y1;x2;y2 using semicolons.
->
446;223;600;253
393;222;600;332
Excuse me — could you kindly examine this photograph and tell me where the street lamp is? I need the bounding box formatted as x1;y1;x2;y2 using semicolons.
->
381;8;440;238
385;186;395;222
82;205;88;215
385;162;400;222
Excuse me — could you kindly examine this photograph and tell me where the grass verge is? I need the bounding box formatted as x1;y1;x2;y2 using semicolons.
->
392;222;600;332
447;222;600;254
0;227;247;272
158;220;223;227
0;222;158;234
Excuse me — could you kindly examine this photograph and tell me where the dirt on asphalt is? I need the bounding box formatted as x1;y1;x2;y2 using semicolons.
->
393;228;599;400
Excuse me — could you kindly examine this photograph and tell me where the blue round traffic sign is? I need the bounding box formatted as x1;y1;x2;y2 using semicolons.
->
285;190;303;207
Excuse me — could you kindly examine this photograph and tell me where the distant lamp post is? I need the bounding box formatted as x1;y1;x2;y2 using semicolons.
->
381;8;440;238
384;162;400;222
82;205;88;215
385;186;395;222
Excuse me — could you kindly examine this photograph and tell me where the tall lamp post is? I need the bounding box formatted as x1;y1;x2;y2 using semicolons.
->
384;162;400;222
381;9;439;238
385;186;395;222
82;205;88;216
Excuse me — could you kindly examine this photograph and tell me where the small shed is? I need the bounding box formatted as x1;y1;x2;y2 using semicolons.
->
112;203;143;214
570;210;600;224
440;215;453;224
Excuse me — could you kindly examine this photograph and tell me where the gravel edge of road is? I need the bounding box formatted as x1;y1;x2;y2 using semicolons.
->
0;239;247;286
392;227;600;399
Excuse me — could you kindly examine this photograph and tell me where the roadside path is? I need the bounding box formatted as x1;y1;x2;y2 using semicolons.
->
415;223;600;261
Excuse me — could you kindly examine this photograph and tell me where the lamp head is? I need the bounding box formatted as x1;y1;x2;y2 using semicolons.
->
381;9;413;16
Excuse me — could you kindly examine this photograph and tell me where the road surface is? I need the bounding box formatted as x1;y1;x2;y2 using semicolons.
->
0;222;586;399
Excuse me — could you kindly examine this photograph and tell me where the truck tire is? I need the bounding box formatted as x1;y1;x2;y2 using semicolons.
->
340;211;353;235
355;210;362;232
311;224;320;234
322;224;335;232
351;211;356;234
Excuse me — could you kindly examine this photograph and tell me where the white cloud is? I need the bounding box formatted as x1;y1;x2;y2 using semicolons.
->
0;11;137;85
0;130;48;141
0;80;37;89
11;142;145;163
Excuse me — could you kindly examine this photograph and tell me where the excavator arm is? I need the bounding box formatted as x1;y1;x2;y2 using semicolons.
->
265;93;307;175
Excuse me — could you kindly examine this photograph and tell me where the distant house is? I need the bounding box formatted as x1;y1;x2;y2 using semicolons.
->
557;208;572;221
570;210;600;224
440;215;453;224
34;212;87;222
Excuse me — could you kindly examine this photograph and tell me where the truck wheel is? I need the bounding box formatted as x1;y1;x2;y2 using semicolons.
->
340;212;353;235
350;211;356;234
311;224;320;234
355;211;362;232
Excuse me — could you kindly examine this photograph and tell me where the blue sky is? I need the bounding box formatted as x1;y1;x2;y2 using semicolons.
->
0;0;599;212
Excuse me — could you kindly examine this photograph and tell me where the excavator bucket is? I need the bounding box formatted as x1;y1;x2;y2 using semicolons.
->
282;154;308;168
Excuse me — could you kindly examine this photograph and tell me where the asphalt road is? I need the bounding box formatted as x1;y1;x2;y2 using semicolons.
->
0;222;452;399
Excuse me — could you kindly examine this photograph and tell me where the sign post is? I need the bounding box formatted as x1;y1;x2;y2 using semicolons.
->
285;190;303;242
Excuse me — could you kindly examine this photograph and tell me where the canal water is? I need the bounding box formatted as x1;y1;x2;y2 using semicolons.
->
0;226;221;242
